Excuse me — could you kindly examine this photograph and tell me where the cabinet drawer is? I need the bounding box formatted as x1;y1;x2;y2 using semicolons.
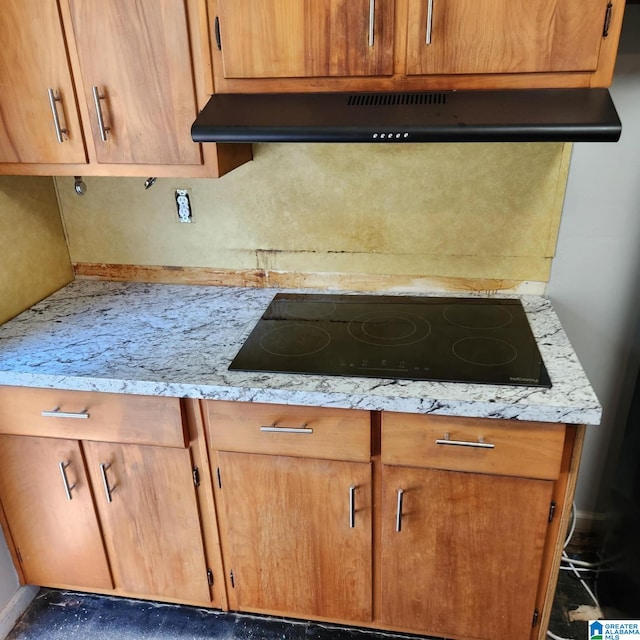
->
382;413;566;480
0;387;186;448
206;401;371;462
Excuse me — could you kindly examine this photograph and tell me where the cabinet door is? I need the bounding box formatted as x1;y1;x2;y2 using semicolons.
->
67;0;202;166
381;465;553;640
216;0;394;79
218;451;372;622
0;0;86;164
84;441;210;604
406;0;608;76
0;435;112;589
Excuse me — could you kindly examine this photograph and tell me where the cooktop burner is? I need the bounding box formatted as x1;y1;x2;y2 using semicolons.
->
229;293;551;388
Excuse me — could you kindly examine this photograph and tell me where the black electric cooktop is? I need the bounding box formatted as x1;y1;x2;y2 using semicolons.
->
229;293;551;388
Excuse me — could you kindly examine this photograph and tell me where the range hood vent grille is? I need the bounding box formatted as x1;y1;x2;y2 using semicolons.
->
347;92;448;107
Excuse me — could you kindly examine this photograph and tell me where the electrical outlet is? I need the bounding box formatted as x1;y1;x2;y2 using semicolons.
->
174;189;193;223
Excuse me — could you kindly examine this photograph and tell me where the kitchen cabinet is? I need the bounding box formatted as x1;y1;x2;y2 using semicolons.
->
0;1;86;165
405;0;610;77
83;441;211;603
206;401;373;622
0;0;251;178
380;413;568;640
0;434;112;590
209;0;625;92
0;387;220;607
215;0;394;79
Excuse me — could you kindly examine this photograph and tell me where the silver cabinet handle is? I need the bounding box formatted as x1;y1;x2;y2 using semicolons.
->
369;0;376;47
349;485;356;528
259;424;313;434
426;0;434;44
47;89;68;143
58;461;76;501
99;463;115;503
395;489;404;532
435;433;495;449
92;86;110;142
41;408;89;419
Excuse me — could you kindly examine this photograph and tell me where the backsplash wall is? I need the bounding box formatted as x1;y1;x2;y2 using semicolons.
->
56;142;571;292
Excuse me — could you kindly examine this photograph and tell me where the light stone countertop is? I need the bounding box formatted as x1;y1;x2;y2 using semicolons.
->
0;280;602;425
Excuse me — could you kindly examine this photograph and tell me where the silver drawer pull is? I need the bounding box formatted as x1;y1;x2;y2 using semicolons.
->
58;461;76;501
435;432;495;449
368;0;375;47
395;489;404;532
349;485;356;528
41;408;89;419
426;0;434;44
92;86;110;142
260;424;313;434
99;463;115;503
47;89;68;143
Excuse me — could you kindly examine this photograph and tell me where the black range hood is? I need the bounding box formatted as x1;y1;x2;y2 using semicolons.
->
191;88;621;144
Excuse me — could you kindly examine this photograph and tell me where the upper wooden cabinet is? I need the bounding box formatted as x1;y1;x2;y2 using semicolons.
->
0;0;251;178
405;0;610;76
0;1;86;165
209;0;626;92
216;0;395;79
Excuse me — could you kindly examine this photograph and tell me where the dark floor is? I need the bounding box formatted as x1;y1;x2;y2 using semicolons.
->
4;569;596;640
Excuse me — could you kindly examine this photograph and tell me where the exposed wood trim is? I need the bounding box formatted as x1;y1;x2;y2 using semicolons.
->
534;425;586;640
73;262;545;295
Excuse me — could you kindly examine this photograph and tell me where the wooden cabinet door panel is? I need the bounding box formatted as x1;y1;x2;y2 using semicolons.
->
381;465;552;640
84;441;210;603
216;0;394;78
0;435;112;589
68;0;202;165
219;452;372;621
0;0;86;164
406;0;607;76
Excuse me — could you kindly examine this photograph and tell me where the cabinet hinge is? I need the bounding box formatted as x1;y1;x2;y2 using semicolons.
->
193;466;200;488
603;2;613;37
532;608;539;627
548;501;557;523
216;467;222;489
207;568;214;587
230;570;235;588
214;16;222;50
15;548;22;564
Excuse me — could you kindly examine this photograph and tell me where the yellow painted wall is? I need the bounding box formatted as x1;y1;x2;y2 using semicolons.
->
56;142;571;287
0;177;73;325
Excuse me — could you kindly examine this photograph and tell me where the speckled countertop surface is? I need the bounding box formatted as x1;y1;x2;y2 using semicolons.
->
0;280;601;425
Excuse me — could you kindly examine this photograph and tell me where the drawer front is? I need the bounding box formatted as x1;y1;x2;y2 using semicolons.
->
206;401;371;462
0;387;186;448
382;413;566;480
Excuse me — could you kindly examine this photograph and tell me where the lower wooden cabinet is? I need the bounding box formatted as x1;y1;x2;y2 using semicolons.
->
83;441;211;603
216;451;372;621
0;388;217;606
0;434;112;591
380;466;553;640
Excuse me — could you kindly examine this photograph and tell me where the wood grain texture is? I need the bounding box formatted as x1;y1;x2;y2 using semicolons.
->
217;451;372;622
0;0;87;164
0;435;113;590
406;0;607;76
216;0;394;78
72;263;541;295
382;413;566;480
380;465;553;640
0;387;187;448
207;401;371;462
83;441;210;603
